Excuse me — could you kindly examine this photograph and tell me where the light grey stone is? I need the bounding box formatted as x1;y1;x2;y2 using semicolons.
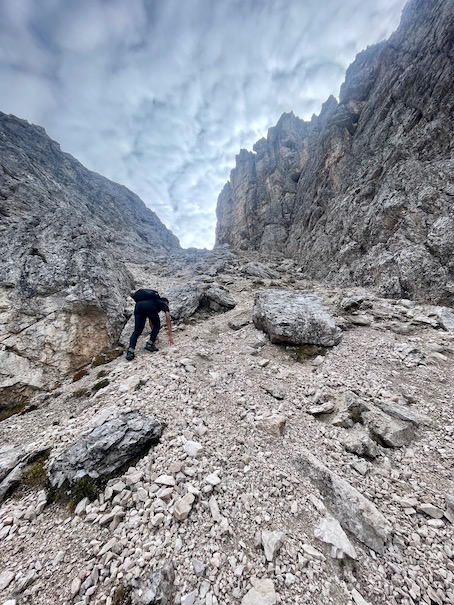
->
173;493;195;521
257;415;287;437
0;571;15;591
314;515;357;559
297;449;392;554
49;411;163;488
183;441;203;458
241;578;277;605
261;530;285;561
253;290;342;347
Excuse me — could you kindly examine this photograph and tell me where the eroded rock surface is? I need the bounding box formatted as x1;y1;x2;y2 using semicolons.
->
0;112;180;406
216;0;454;306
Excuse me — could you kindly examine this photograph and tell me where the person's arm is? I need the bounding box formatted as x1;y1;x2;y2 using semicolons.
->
165;311;174;345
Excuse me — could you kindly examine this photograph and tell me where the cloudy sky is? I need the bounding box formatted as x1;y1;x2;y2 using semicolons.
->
0;0;407;248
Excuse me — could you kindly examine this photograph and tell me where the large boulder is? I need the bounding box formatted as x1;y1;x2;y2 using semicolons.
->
167;283;236;320
49;411;163;489
252;289;342;346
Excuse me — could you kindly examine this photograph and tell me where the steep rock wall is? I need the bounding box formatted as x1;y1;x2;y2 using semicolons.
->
0;112;180;404
216;0;454;305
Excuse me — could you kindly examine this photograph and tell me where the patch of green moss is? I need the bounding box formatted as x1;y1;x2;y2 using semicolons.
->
96;370;108;379
92;378;110;392
71;476;99;504
47;475;100;508
23;453;50;489
112;584;132;605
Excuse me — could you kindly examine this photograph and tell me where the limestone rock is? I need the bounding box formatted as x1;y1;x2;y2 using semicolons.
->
167;283;236;320
241;578;277;605
241;262;280;280
132;562;175;605
252;290;342;347
216;0;454;306
0;111;179;406
314;515;357;559
297;449;392;554
173;493;195;521
364;409;416;448
257;415;287;437
261;530;285;561
341;429;380;459
49;411;163;488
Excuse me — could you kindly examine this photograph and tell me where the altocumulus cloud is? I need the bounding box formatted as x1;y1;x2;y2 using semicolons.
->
0;0;407;248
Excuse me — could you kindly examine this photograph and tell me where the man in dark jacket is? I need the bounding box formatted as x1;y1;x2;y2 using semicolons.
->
126;297;174;361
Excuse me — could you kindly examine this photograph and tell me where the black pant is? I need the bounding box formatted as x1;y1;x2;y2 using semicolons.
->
128;300;161;349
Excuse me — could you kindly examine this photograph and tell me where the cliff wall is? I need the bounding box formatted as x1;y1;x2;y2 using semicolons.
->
0;112;180;405
216;0;454;305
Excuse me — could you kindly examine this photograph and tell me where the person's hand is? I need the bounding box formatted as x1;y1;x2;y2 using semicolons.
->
168;335;175;345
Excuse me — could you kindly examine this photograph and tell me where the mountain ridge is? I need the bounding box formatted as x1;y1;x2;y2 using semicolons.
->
216;0;454;306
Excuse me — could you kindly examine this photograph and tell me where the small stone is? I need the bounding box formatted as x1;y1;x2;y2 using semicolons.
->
173;493;195;521
205;473;221;486
112;481;126;494
98;538;118;557
181;591;197;605
209;496;222;523
151;513;165;527
302;543;325;561
241;578;277;605
192;559;206;577
183;441;204;458
0;571;15;591
418;503;444;519
261;530;285;561
308;402;335;415
351;587;371;605
257;415;287;436
74;497;90;516
314;515;357;559
71;577;81;598
155;475;176;486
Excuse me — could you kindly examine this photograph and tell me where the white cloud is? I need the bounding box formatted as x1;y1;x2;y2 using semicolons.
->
0;0;407;248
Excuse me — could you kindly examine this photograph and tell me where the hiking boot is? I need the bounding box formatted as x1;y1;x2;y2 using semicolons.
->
126;350;135;361
145;341;158;352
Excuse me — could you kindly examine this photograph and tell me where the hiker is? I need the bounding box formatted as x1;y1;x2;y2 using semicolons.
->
126;295;174;361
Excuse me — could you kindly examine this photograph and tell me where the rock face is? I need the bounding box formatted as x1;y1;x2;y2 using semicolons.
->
0;112;180;406
216;0;454;306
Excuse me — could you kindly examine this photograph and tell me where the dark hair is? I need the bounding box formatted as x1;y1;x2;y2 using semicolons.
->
160;297;169;305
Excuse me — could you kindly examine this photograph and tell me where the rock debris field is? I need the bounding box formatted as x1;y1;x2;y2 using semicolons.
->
0;250;453;605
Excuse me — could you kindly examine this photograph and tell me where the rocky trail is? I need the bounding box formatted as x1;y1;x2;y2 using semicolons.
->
0;250;453;605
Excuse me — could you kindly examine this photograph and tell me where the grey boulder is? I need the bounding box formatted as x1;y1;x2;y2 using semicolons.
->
167;283;236;320
253;289;342;347
49;411;163;488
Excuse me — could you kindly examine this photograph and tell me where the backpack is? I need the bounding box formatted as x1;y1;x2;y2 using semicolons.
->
131;289;160;302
